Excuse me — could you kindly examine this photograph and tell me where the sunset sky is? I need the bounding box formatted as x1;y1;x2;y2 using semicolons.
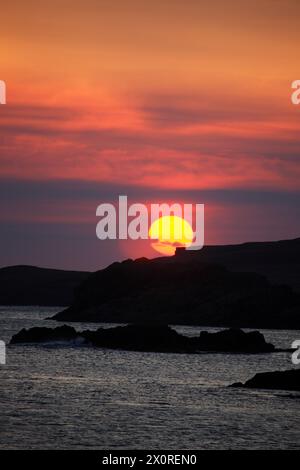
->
1;0;299;270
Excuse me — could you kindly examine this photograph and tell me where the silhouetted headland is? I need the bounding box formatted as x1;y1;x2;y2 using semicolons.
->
52;238;300;329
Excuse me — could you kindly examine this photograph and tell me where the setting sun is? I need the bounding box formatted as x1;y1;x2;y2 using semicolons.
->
149;215;194;256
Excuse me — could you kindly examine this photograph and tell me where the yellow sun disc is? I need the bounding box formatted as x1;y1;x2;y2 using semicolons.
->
149;215;194;255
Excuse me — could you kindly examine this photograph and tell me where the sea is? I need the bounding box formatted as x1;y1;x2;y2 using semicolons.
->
0;306;299;450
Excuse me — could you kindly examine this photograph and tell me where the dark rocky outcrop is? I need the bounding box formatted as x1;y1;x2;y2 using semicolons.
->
10;325;276;354
231;369;300;391
52;249;300;328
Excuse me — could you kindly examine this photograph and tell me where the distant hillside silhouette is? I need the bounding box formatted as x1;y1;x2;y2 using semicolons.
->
0;265;89;306
173;237;300;292
53;238;300;329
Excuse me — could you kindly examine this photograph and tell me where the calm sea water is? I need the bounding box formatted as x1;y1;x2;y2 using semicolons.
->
0;306;300;450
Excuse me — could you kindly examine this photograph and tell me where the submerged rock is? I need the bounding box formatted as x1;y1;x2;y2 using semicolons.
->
10;324;276;354
231;369;300;391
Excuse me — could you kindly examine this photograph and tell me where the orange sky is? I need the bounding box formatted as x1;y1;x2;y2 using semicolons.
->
0;0;299;269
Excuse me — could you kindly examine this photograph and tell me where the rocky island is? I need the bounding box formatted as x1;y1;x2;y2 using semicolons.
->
11;325;277;354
